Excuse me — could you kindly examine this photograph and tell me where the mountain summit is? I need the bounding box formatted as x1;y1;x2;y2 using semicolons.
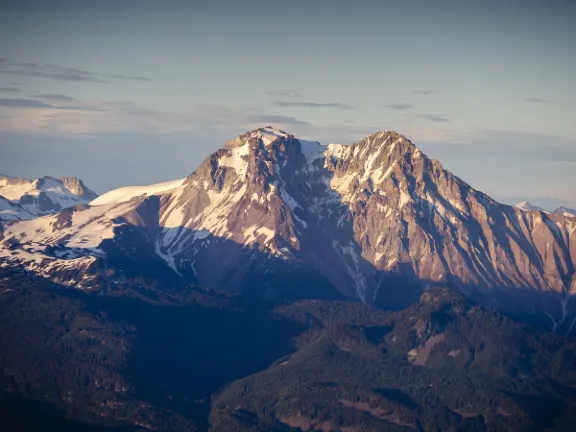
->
553;206;576;217
0;174;97;219
514;201;547;212
1;127;575;333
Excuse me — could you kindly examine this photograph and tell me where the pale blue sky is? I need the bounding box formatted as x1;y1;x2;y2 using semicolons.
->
1;0;575;208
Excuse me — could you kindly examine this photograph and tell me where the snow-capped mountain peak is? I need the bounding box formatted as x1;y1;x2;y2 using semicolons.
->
2;127;576;333
514;201;547;212
0;174;98;220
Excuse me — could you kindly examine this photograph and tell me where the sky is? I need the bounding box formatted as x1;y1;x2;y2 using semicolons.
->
0;0;575;208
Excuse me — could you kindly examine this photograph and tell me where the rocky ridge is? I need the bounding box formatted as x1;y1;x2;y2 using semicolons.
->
1;127;575;333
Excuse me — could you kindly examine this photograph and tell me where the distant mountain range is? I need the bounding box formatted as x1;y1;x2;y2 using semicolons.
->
514;200;576;217
0;174;97;223
1;127;575;335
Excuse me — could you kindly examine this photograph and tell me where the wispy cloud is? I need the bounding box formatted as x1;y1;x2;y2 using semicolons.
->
187;105;310;128
267;90;300;97
100;73;152;82
0;97;102;111
0;95;310;136
273;101;353;110
2;63;105;83
508;96;554;104
387;103;412;111
32;94;77;101
408;113;450;123
0;59;152;83
0;86;21;94
0;93;425;145
412;89;437;95
524;97;552;104
0;92;393;145
0;98;54;109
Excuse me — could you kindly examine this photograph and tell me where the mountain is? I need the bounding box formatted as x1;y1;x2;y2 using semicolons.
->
0;196;34;224
211;288;576;432
2;267;576;432
0;174;98;218
514;202;576;218
0;267;304;431
553;206;576;218
514;201;547;213
1;127;576;334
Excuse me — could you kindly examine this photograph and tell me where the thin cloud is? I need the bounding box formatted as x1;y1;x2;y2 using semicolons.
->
102;73;152;82
424;115;449;123
0;97;102;111
408;113;450;123
195;105;311;127
525;97;552;104
387;103;412;111
0;98;54;109
0;59;152;83
0;87;21;94
508;96;554;104
2;69;106;83
267;90;300;97
0;96;310;136
252;114;309;125
32;94;77;101
273;101;353;110
412;90;437;95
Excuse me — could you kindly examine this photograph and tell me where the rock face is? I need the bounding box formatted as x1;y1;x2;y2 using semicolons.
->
1;127;576;332
0;174;98;218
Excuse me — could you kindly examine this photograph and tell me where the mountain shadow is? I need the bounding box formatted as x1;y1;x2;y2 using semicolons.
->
96;217;576;337
0;267;306;431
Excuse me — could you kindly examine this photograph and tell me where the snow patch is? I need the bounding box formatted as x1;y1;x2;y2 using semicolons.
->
220;143;250;177
91;178;185;206
399;190;412;208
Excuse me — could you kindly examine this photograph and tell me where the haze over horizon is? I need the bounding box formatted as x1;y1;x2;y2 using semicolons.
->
1;0;575;208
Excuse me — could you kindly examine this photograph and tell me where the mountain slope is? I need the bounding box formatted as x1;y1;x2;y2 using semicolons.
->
3;267;576;432
0;196;34;224
0;267;303;431
0;174;98;217
1;127;576;332
90;178;185;206
210;288;576;432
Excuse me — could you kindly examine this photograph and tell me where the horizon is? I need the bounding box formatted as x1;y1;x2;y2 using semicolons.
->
1;0;575;207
